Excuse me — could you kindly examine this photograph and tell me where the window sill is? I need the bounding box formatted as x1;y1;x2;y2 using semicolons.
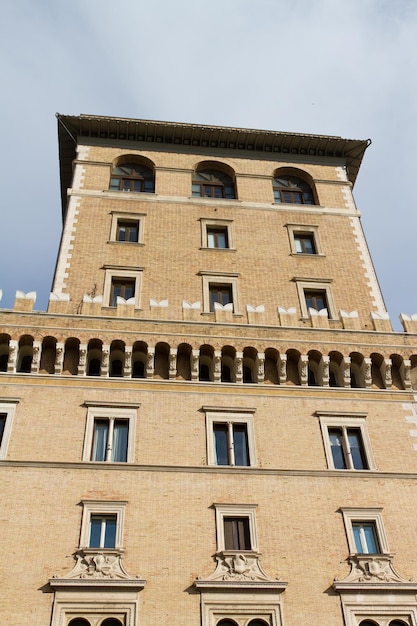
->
107;241;144;246
200;247;237;252
290;252;325;257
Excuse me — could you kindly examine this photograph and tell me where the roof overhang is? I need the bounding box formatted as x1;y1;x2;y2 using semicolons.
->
56;113;371;219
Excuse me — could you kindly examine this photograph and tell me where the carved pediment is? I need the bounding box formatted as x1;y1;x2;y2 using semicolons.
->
50;549;146;588
195;551;287;591
333;554;417;591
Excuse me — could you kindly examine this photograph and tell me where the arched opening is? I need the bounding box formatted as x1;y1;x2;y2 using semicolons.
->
329;351;344;387
221;346;236;382
109;340;125;377
217;620;238;626
68;619;91;626
264;347;279;384
101;619;124;626
132;341;147;378
39;336;57;374
243;347;257;383
87;339;103;376
109;156;155;193
286;349;301;385
62;338;80;375
199;344;214;381
17;335;34;373
0;334;10;372
273;168;316;204
350;352;365;388
154;342;169;379
390;353;404;390
176;343;192;380
370;352;385;389
192;162;236;199
308;350;322;386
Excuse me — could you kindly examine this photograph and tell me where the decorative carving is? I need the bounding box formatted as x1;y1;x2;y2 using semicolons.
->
102;349;109;367
124;350;132;368
79;349;86;367
55;549;138;581
334;554;414;586
197;551;281;584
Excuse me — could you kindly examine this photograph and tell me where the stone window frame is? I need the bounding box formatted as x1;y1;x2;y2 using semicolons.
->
79;500;127;550
214;503;259;553
103;266;143;309
200;271;240;314
317;411;376;471
109;210;146;245
82;403;138;464
50;595;139;626
201;599;284;626
286;223;323;256
204;407;257;468
200;218;235;250
343;611;416;626
294;277;336;319
340;508;389;556
0;399;18;459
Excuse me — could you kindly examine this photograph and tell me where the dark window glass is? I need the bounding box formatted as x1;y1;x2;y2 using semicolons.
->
294;233;316;254
91;419;128;462
348;428;368;469
116;220;139;243
68;620;91;626
101;620;124;626
352;522;379;554
192;169;235;199
109;163;154;193
328;428;347;469
328;427;368;470
224;517;251;550
213;423;249;466
207;227;229;249
0;413;6;445
304;289;327;312
113;420;128;462
89;515;117;548
273;175;315;204
111;279;135;306
210;284;233;312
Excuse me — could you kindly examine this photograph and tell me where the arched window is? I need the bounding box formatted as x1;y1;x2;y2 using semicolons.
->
192;169;235;199
101;619;124;626
217;619;238;626
273;174;315;204
110;162;154;193
68;619;91;626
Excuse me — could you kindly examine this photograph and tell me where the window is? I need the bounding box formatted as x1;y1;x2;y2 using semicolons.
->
91;418;129;462
213;423;249;466
214;503;258;552
304;289;327;311
317;412;375;470
83;404;138;463
273;174;315;204
192;169;235;199
294;278;336;318
210;284;233;312
328;427;368;469
208;226;229;249
340;508;389;555
352;522;380;554
79;500;126;550
205;408;256;467
223;517;251;550
89;514;117;548
200;218;233;250
109;211;145;244
109;162;154;193
295;233;316;254
103;267;143;309
110;278;135;307
201;272;240;314
0;401;17;459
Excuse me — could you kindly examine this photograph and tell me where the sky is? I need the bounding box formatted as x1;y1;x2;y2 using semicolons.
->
1;0;416;330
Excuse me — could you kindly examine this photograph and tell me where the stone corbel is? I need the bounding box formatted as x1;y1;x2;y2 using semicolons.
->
191;349;199;381
54;342;65;374
169;348;177;379
278;354;287;385
299;354;308;386
309;307;329;328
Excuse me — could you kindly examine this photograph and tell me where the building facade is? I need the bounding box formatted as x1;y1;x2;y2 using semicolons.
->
1;114;417;625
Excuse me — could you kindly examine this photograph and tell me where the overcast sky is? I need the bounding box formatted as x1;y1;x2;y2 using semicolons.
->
1;0;416;329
